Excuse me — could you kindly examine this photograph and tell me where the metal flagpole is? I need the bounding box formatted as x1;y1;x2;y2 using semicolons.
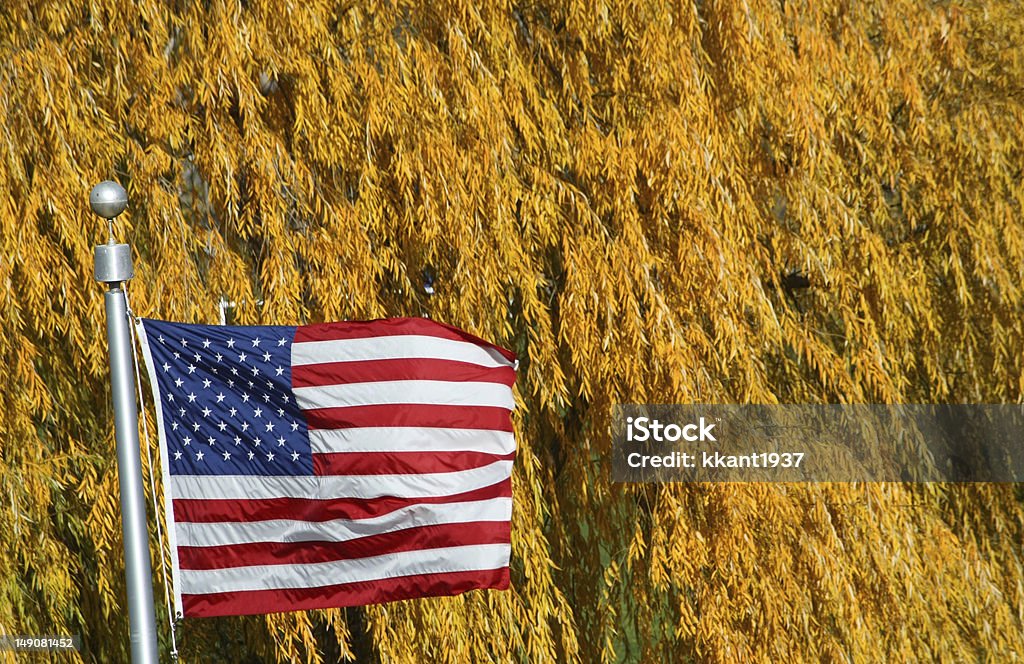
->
91;181;160;664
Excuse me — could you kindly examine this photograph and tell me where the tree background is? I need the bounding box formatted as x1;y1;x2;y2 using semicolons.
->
1;0;1023;661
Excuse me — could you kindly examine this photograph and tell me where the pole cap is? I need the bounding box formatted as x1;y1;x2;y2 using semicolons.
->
94;243;134;284
90;181;128;220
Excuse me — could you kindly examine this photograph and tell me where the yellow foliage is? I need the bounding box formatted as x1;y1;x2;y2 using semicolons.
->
1;0;1023;661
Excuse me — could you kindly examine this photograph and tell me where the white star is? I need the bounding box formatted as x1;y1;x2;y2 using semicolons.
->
178;408;186;417
277;436;286;446
193;352;201;362
251;365;260;376
227;379;235;387
173;352;180;360
226;339;235;348
290;422;299;431
201;407;212;417
252;337;261;347
262;352;271;362
267;381;275;390
158;335;165;344
265;422;275;432
187;364;196;374
174;451;182;460
291;451;300;461
266;452;275;462
162;362;170;372
277;408;284;417
241;422;250;432
216;392;225;403
248;381;255;388
183;436;192;446
192;422;200;432
228;407;237;417
171;422;179;430
248;451;255;460
180;338;188;347
253;437;261;447
263;393;271;402
202;339;211;348
217;421;227;431
187;392;197;403
222;451;231;460
234;436;242;446
202;378;212;389
207;436;215;445
230;367;238;376
166;393;174;402
278;337;287;346
238;352;247;363
215;353;223;362
174;378;184;387
195;450;204;461
253;407;263;418
282;395;290;403
241;393;250;402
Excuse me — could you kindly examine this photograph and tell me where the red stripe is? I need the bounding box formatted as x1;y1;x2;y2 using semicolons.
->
294;317;517;363
312;450;515;475
292;357;516;388
182;567;510;617
174;479;512;523
178;521;510;570
303;404;513;432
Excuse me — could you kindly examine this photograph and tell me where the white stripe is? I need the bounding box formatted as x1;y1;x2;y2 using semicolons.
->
180;543;511;594
177;498;512;547
293;380;513;411
310;427;516;455
170;460;513;500
291;335;512;369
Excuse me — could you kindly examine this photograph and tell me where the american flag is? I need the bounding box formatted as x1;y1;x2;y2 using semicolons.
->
137;317;517;618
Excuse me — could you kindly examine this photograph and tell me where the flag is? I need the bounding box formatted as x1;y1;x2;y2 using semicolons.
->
137;317;517;618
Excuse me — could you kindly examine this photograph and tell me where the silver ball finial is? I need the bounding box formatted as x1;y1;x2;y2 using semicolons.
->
90;180;128;220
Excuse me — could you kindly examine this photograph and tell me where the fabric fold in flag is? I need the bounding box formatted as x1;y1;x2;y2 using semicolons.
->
138;316;517;618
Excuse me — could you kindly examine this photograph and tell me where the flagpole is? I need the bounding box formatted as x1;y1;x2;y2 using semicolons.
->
91;181;160;664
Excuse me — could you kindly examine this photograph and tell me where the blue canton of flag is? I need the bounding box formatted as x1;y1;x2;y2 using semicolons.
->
142;321;312;476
